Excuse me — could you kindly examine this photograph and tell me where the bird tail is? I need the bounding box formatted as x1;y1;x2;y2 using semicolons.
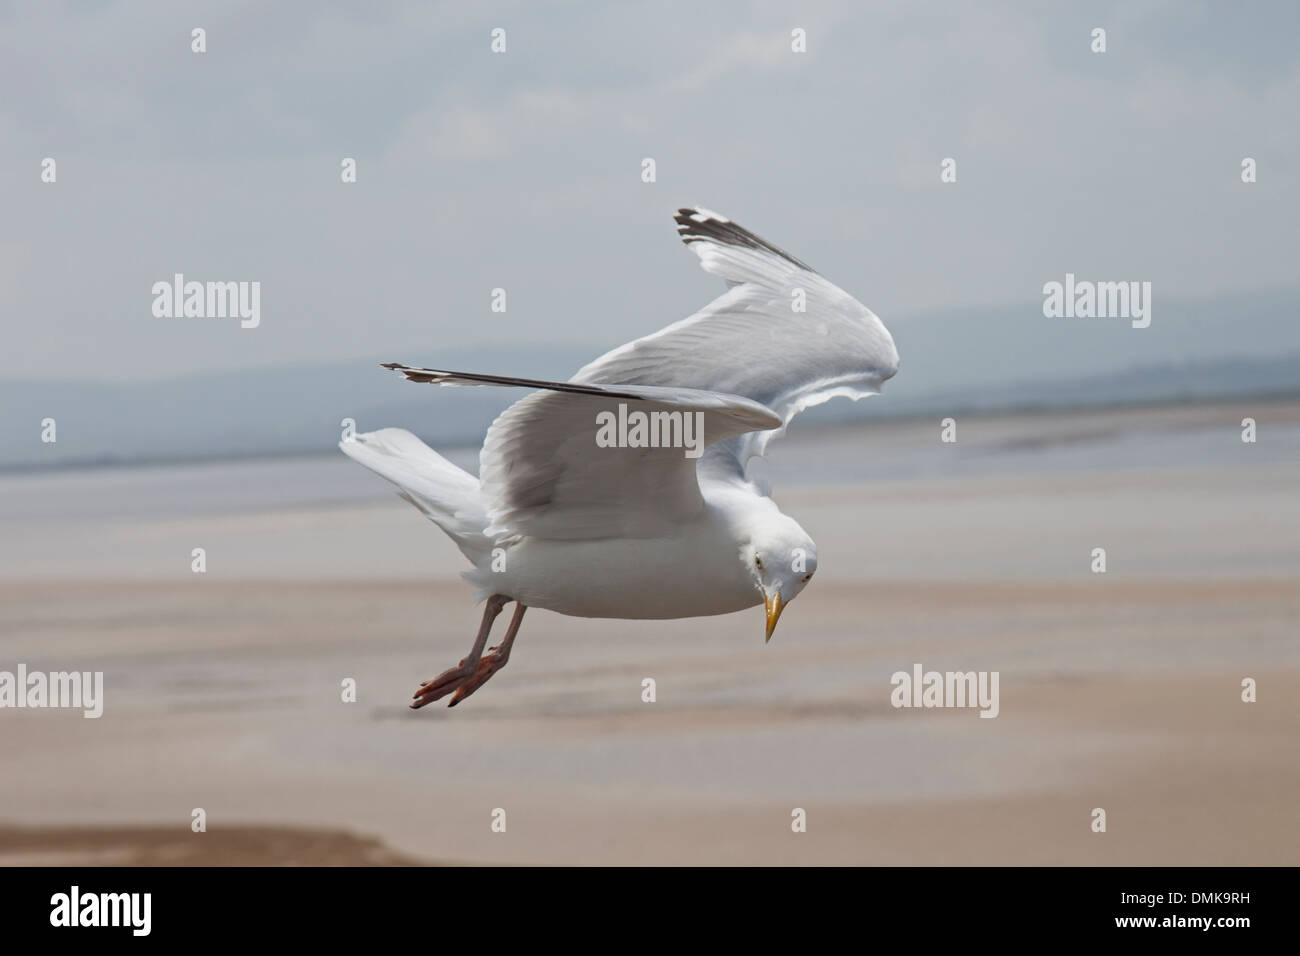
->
339;428;490;562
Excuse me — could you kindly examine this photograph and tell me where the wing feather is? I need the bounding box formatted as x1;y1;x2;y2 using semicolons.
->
381;365;780;541
573;208;898;488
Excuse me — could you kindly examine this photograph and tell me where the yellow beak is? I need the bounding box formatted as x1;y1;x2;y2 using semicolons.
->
764;591;785;643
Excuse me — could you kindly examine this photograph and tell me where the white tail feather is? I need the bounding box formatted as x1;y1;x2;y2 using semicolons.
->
339;428;490;560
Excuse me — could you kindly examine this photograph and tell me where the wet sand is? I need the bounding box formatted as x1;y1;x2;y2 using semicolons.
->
0;574;1295;865
1;407;1297;865
0;824;429;867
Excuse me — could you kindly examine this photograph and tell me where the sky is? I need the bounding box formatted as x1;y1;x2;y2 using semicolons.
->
2;0;1298;386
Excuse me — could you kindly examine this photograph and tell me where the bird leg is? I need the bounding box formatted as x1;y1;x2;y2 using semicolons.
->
410;595;527;709
446;601;527;707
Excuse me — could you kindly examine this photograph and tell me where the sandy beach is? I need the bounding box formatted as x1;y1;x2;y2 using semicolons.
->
1;402;1297;865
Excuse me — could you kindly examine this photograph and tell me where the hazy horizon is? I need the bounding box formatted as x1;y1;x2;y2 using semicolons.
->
4;0;1299;387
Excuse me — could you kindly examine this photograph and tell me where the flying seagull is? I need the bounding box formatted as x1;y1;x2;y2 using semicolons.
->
341;208;899;708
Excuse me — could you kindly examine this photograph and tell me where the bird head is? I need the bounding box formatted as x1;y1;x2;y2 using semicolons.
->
743;515;818;643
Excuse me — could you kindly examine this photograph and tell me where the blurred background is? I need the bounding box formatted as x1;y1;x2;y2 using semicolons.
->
1;0;1297;864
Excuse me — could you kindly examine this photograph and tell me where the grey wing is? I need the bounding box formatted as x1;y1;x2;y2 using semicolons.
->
571;207;899;490
382;365;781;541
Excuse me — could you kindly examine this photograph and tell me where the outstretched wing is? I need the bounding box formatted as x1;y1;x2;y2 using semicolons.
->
383;364;781;542
572;207;899;489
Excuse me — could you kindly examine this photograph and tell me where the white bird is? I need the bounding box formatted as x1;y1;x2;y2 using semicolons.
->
341;208;898;707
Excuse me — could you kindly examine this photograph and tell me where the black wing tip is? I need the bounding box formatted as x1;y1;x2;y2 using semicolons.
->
672;206;815;272
673;206;732;237
674;208;743;251
382;362;444;384
379;364;643;399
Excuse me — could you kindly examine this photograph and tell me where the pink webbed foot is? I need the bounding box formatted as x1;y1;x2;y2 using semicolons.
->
410;646;510;709
410;598;525;710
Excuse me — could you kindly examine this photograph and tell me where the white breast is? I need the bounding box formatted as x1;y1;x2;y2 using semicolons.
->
471;504;760;620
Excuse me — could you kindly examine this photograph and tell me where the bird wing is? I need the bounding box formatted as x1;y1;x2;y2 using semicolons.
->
382;364;781;542
572;207;899;489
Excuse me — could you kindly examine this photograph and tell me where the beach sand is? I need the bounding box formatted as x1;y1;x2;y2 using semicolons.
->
1;406;1298;865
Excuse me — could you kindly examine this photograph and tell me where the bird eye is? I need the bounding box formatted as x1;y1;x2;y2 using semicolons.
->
802;573;812;583
755;556;763;570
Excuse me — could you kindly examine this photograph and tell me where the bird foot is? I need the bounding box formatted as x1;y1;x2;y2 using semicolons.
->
411;647;509;709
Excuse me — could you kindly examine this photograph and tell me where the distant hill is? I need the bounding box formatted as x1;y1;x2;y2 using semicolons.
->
0;346;589;470
4;346;1299;471
845;352;1300;421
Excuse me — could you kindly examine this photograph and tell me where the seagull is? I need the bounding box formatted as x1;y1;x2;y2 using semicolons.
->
341;207;898;708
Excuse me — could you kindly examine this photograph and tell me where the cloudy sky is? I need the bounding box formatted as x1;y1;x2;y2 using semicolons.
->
3;0;1298;386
